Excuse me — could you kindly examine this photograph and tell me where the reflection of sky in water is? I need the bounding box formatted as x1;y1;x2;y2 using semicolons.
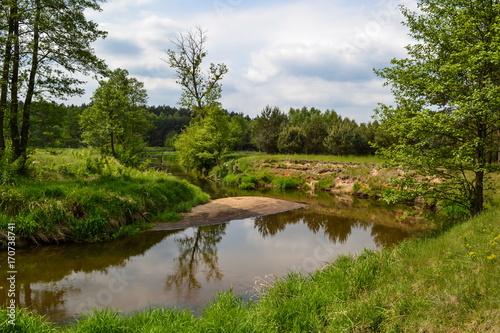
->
0;208;415;322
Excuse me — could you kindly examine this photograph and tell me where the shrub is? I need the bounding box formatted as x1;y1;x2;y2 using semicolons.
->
222;173;241;187
352;181;361;194
273;177;298;190
239;182;256;190
315;178;335;191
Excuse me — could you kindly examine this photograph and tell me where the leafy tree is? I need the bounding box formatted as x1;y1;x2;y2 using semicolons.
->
60;105;86;148
288;106;322;126
324;119;358;156
277;126;306;154
374;0;500;216
29;101;66;147
164;26;228;118
80;69;151;163
251;105;288;154
0;0;107;167
146;112;191;147
304;116;329;154
174;106;242;171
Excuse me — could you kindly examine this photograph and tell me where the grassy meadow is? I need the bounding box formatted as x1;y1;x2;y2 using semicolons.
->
0;149;209;248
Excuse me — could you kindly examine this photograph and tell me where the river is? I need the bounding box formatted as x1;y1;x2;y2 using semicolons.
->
0;163;423;322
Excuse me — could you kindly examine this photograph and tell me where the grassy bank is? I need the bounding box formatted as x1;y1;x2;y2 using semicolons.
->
0;149;209;248
212;153;400;199
2;208;498;332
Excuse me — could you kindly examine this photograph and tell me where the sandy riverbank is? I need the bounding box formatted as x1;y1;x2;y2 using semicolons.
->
152;196;308;231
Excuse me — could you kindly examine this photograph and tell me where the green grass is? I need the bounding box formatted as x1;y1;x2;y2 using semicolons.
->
3;208;499;332
0;149;209;248
233;152;382;165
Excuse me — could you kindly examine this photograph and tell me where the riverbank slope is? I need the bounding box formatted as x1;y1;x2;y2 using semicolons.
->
0;149;210;248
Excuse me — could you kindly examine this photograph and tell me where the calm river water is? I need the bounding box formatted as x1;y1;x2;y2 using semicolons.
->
0;167;423;322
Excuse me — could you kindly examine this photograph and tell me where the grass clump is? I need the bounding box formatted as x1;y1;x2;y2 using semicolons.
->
272;176;302;190
314;177;335;190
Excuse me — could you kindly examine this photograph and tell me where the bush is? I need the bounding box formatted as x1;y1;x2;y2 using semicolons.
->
273;177;299;190
239;182;256;190
315;178;335;190
222;173;241;187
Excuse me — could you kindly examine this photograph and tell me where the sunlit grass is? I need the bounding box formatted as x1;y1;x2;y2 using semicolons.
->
0;148;209;248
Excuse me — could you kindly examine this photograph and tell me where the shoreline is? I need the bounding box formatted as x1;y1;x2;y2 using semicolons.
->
152;196;308;231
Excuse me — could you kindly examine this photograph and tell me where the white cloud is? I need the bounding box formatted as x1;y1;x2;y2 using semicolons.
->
73;0;416;122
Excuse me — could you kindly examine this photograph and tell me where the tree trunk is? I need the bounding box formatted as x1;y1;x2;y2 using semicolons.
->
0;4;15;152
110;132;116;157
473;170;484;216
20;0;41;160
9;3;20;159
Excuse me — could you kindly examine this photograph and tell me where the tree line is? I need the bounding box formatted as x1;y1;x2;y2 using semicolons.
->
19;100;382;154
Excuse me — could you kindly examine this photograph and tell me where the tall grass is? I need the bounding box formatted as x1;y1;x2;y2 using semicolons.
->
3;208;499;332
0;149;209;248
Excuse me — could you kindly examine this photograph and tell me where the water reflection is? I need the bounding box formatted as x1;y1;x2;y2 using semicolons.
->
1;194;419;322
0;230;176;319
255;208;413;247
166;224;226;298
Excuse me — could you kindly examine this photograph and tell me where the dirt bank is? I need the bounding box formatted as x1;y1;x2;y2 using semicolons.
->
152;196;308;231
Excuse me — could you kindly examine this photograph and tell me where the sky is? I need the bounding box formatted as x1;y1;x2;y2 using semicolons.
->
72;0;418;123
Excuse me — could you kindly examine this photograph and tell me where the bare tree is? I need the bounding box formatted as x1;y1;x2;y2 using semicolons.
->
164;26;228;118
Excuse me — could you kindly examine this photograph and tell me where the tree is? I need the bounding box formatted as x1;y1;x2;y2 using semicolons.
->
277;126;306;154
164;26;228;118
324;119;358;156
80;69;151;163
174;106;242;171
304;115;329;154
374;0;500;216
0;0;107;167
251;105;288;154
288;106;322;126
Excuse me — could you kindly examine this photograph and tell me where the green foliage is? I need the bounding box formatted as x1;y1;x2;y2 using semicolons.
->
273;176;300;190
0;0;107;165
80;68;151;165
374;0;500;216
164;26;228;116
164;131;179;150
0;308;57;333
277;126;306;154
304;115;329;154
315;177;335;190
174;106;242;171
0;149;210;247
221;173;241;187
352;181;361;194
239;174;258;189
324;119;359;156
251;105;288;153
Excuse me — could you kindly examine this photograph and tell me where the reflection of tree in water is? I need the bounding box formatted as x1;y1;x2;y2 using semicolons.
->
254;209;357;244
254;208;415;247
371;224;413;247
165;224;226;298
0;230;174;321
19;283;80;320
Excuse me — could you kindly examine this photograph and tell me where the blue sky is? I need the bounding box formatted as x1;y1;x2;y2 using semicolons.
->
73;0;418;122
